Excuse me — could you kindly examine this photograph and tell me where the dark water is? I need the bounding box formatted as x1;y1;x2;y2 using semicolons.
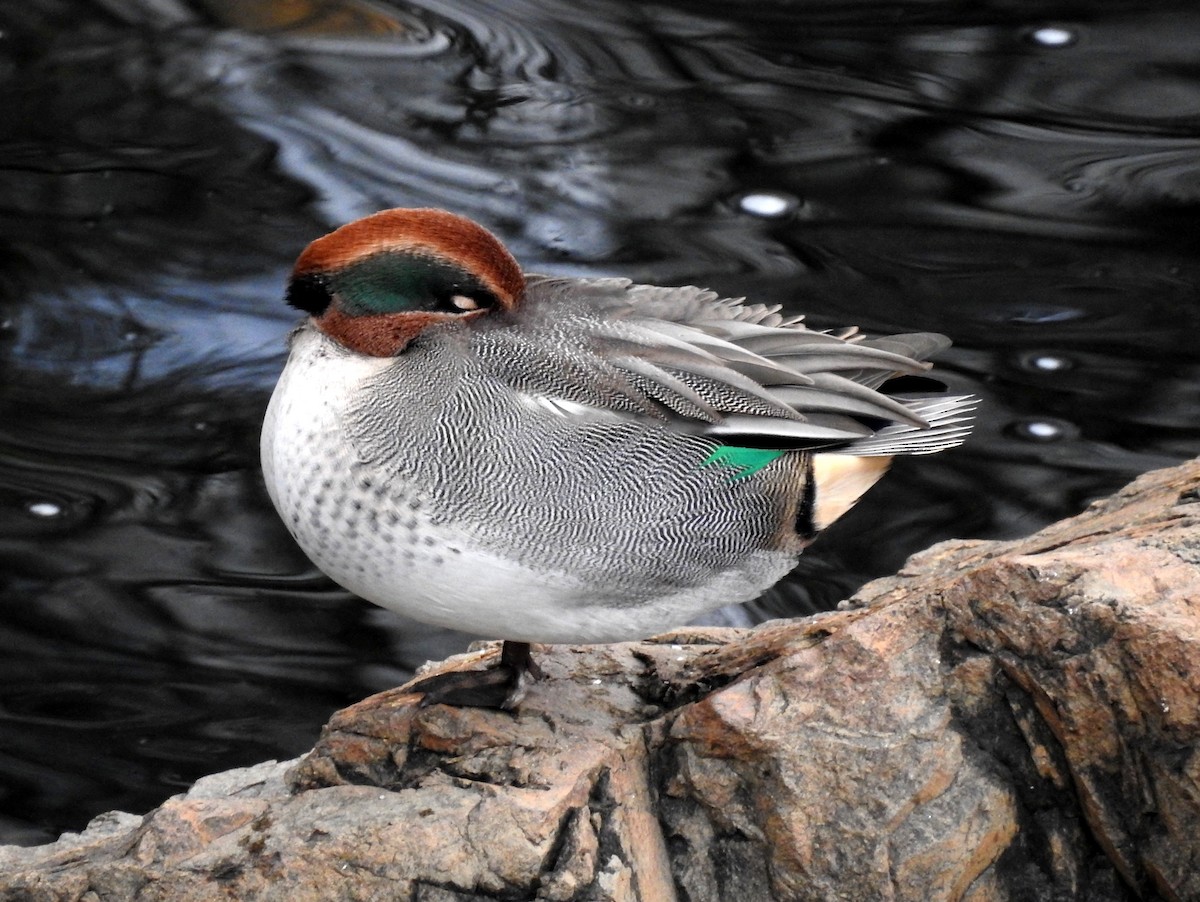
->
2;0;1198;844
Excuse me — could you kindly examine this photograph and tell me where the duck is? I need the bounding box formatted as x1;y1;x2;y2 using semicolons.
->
260;208;974;707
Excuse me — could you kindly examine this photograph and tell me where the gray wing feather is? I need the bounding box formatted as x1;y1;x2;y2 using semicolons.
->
476;275;974;454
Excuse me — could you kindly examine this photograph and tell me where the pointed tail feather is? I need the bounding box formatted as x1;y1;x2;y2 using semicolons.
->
840;395;977;457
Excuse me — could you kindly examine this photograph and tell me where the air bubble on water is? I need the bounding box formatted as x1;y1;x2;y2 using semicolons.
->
1025;421;1062;439
26;501;64;518
1012;419;1070;442
737;192;798;219
1022;353;1073;373
1028;25;1077;47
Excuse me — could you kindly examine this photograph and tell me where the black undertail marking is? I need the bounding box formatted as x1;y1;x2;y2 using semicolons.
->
795;455;818;540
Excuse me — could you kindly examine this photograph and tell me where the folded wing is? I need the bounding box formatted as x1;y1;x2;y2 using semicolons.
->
476;275;975;456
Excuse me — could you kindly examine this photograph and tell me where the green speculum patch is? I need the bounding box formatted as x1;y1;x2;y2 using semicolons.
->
332;251;493;316
701;445;787;480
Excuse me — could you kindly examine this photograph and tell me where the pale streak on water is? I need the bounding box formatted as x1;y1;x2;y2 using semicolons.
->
1;0;1199;843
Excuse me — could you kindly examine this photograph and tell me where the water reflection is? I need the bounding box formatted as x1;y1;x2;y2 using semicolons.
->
3;0;1200;843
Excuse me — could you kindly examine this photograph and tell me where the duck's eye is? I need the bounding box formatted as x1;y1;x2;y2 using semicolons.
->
450;294;483;311
444;290;498;313
433;281;497;314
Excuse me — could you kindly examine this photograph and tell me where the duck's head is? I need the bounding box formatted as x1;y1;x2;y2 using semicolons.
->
285;208;525;356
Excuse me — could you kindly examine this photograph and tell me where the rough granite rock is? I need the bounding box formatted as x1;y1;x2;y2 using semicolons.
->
2;459;1198;901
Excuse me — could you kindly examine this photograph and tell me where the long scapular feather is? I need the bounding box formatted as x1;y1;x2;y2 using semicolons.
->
765;345;933;377
706;414;872;443
770;373;932;426
607;355;721;421
622;355;807;420
623;319;816;387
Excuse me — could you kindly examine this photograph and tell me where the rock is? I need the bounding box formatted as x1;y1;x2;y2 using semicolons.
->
3;460;1199;901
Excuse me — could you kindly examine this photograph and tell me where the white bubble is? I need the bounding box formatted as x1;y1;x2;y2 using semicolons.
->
737;192;797;219
1029;26;1076;47
1029;354;1071;372
1008;417;1078;444
26;501;63;518
1023;421;1063;440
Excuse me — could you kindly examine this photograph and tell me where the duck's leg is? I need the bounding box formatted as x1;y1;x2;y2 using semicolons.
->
411;640;543;710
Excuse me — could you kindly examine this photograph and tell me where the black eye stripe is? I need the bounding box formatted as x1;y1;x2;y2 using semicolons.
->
286;273;333;315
